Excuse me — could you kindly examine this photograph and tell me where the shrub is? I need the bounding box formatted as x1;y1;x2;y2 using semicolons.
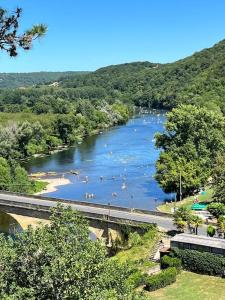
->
138;223;157;235
173;248;225;276
126;270;145;288
128;232;143;247
161;255;182;271
145;267;177;291
207;225;216;237
207;203;225;219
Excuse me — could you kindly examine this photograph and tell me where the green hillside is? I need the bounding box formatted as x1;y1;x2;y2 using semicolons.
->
0;71;89;88
60;39;225;112
0;39;225;113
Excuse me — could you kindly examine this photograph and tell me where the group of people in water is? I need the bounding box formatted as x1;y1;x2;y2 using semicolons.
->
71;142;133;201
81;173;131;200
85;192;95;199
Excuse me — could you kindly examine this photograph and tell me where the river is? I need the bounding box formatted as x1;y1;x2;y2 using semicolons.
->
24;112;174;210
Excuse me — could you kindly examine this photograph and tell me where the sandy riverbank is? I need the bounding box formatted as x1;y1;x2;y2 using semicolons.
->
35;177;72;195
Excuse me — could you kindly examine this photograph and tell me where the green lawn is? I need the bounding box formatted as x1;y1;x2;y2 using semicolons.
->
157;188;213;214
147;271;225;300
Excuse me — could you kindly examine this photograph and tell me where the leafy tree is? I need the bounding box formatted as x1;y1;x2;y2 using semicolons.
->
0;205;139;299
54;114;76;144
173;206;203;234
173;206;192;232
155;152;205;196
212;153;225;203
173;217;187;232
0;157;11;190
45;135;62;150
207;202;225;219
189;215;203;235
155;105;225;196
10;164;33;193
217;216;225;238
0;158;36;194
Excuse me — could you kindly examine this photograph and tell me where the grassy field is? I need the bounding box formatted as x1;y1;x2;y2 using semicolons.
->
112;228;161;273
157;188;213;214
0;112;56;126
147;271;225;300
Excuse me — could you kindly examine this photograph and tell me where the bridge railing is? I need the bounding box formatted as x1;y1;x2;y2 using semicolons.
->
0;197;157;227
0;190;172;218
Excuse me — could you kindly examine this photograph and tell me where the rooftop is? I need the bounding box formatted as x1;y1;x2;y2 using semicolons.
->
171;233;225;250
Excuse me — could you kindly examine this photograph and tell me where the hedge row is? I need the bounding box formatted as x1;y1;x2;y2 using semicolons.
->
172;248;225;276
161;255;182;271
145;267;177;292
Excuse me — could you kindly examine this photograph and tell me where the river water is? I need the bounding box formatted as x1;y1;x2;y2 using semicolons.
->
24;113;174;210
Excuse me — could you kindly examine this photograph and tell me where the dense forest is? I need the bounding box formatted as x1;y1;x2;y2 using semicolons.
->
0;99;131;161
0;96;131;193
1;38;225;195
60;39;225;113
1;39;225;113
0;71;88;88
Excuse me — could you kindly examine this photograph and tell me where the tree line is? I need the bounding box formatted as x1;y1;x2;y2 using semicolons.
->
0;99;131;160
0;98;130;194
0;71;87;88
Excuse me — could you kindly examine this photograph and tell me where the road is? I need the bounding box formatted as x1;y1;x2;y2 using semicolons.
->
0;192;176;229
0;192;207;235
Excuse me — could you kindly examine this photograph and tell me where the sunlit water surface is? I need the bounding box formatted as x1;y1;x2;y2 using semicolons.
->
24;113;174;210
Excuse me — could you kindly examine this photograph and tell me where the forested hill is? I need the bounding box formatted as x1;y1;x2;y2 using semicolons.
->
60;39;225;112
0;71;89;88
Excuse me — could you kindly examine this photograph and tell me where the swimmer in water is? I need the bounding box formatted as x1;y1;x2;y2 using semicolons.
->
121;183;127;190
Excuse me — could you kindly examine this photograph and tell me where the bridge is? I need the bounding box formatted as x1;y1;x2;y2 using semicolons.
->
0;191;176;240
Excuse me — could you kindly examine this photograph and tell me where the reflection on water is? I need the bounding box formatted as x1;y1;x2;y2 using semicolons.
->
23;113;174;210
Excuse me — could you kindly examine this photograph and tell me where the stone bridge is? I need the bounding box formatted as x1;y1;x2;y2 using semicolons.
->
0;191;174;241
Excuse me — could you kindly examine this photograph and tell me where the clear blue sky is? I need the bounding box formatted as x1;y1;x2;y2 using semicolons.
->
1;0;225;72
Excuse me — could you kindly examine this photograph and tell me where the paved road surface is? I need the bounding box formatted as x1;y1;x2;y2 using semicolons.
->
0;192;207;235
